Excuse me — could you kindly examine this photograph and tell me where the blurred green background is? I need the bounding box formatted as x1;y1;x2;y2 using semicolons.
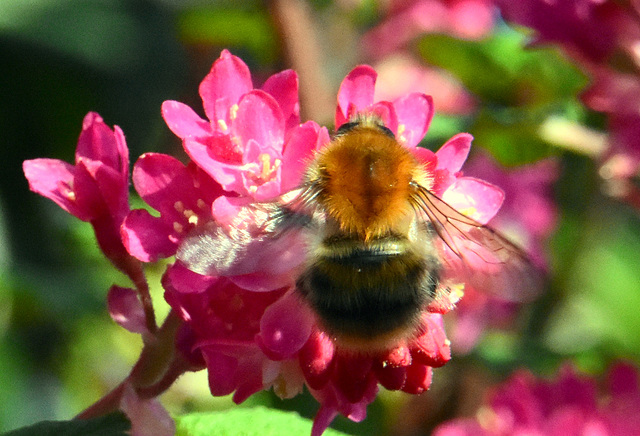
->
1;1;639;435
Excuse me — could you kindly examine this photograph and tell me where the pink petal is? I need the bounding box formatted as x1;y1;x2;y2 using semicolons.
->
234;90;285;153
164;263;219;294
436;133;473;173
199;49;253;124
107;285;148;334
375;362;407;391
393;93;434;148
120;383;175;436
281;121;324;192
258;292;313;359
231;355;267;404
442;177;504;224
261;69;300;131
299;330;335;390
161;100;212;139
368;101;398;133
312;405;339;436
411;314;451;368
608;362;639;397
401;364;433;394
23;158;92;220
229;270;298;293
121;209;177;262
336;65;377;127
201;348;239;396
72;162;108;217
75;112;128;175
81;158;129;220
183;138;245;193
132;153;204;218
334;354;375;403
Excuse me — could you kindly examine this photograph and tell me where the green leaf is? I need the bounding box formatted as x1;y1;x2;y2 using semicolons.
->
1;413;130;436
470;109;555;167
178;6;277;64
417;30;587;107
545;202;640;359
175;407;351;436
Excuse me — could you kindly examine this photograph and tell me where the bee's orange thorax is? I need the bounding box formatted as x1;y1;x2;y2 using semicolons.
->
308;127;424;239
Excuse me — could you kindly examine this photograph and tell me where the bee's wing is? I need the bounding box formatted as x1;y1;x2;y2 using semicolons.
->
413;186;544;302
176;190;316;278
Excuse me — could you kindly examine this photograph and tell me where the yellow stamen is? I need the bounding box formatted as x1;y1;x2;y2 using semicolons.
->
229;104;239;120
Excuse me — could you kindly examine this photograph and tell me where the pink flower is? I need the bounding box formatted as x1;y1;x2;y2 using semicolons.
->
23;112;133;272
444;154;557;353
162;59;508;435
497;1;640;186
584;70;640;180
161;49;326;201
373;54;477;115
120;382;175;436
497;0;628;64
362;0;496;60
335;65;505;222
433;362;640;436
121;153;224;263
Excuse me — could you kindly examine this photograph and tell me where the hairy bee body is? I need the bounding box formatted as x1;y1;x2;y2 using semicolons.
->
177;115;539;353
297;232;440;350
294;119;441;349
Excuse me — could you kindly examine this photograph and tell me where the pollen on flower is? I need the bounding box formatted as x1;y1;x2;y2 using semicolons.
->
173;222;184;233
259;153;281;180
197;199;207;210
184;209;199;226
217;119;229;132
229;104;239;121
449;284;465;302
397;124;407;143
58;181;76;201
64;190;77;201
174;201;185;213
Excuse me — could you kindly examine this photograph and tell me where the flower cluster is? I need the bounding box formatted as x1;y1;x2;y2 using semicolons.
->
449;154;558;353
434;362;640;435
498;0;640;202
24;50;511;435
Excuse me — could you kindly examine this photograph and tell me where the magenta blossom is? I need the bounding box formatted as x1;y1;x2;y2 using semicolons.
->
434;362;640;436
362;0;496;60
445;154;557;353
497;1;640;185
160;57;508;435
23;112;133;273
161;49;328;201
497;0;629;64
374;54;477;115
121;153;224;263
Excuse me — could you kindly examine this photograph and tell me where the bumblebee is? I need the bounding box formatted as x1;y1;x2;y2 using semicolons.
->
178;115;539;351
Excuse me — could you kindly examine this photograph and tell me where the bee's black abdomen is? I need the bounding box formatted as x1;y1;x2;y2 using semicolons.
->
297;247;439;341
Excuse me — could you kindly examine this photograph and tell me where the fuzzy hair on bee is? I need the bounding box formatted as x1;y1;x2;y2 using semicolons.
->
177;115;541;352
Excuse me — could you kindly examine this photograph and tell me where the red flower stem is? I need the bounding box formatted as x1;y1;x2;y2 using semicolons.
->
136;354;192;399
75;310;182;420
129;309;183;389
125;260;157;334
136;273;157;335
